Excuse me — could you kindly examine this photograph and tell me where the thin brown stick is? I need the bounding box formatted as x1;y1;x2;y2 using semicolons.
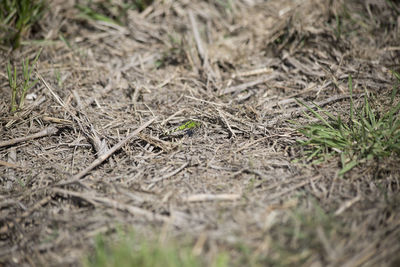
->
161;108;186;126
94;195;170;223
217;109;236;138
5;96;46;128
265;93;364;127
51;188;98;206
292;93;364;116
188;10;216;81
266;175;322;200
52;188;171;223
184;194;241;202
334;195;361;215
38;73;65;108
0;160;22;169
0;126;58;148
42;116;73;125
0;196;52;234
39;73;102;155
184;95;226;107
317;226;337;261
222;73;279;95
188;10;205;61
232;67;273;78
57;117;156;185
149;161;189;184
234;137;269;153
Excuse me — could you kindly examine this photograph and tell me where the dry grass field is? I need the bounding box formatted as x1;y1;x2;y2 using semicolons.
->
1;0;400;266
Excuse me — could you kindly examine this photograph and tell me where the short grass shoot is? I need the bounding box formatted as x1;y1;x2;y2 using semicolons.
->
7;49;42;112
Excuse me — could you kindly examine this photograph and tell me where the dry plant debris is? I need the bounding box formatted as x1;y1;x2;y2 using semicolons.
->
0;0;399;266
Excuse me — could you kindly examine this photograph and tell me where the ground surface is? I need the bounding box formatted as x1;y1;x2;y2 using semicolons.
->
1;0;400;266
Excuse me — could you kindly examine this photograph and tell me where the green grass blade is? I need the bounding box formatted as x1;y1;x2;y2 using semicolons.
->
348;75;354;122
391;69;400;82
75;4;121;25
390;82;398;106
339;159;358;175
59;34;73;50
296;98;334;130
6;62;12;85
314;102;338;121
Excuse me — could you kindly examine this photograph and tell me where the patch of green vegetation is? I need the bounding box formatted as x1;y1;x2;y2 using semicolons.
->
0;0;46;49
215;0;234;13
82;200;351;267
259;198;345;266
295;73;400;175
83;230;226;267
75;0;154;26
233;242;258;267
387;0;400;16
6;49;41;112
333;1;399;40
334;14;342;39
131;0;154;12
75;4;121;26
154;33;186;69
54;69;63;87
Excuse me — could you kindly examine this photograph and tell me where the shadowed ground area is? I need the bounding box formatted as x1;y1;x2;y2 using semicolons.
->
1;0;400;266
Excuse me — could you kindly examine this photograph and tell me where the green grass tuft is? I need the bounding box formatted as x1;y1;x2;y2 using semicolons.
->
261;197;344;266
0;0;46;49
84;230;219;267
6;49;42;112
295;74;400;175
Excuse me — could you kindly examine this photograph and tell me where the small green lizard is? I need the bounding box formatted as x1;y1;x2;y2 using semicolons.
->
165;120;201;137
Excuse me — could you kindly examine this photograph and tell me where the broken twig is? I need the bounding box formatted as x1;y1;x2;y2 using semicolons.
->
0;127;58;148
184;194;241;202
57;117;156;184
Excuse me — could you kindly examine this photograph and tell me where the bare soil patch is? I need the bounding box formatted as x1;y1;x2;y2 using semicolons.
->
1;0;400;266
